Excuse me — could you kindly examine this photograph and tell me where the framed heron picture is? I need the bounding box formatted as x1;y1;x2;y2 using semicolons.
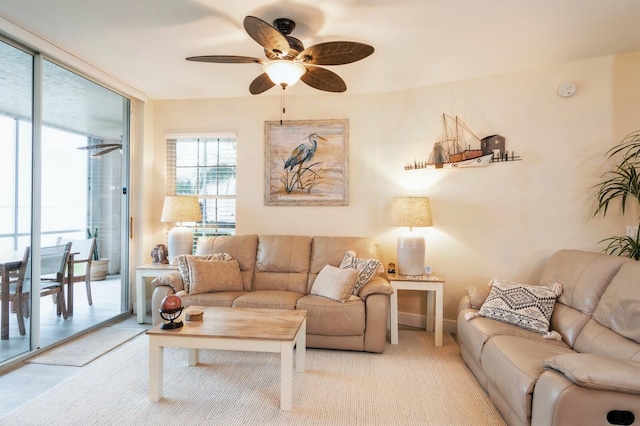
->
265;119;349;206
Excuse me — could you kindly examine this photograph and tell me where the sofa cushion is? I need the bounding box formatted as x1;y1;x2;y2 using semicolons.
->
457;307;552;370
481;335;573;425
175;253;232;292
592;261;640;344
574;319;640;361
296;294;366;336
232;290;304;310
179;291;246;308
339;250;382;295
253;235;311;293
539;249;631;347
186;258;243;295
311;264;358;302
195;234;259;291
471;279;562;336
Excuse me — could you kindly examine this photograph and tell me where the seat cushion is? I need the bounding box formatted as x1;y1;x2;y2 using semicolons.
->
296;294;365;336
179;291;246;308
232;290;303;310
482;335;573;425
457;307;549;369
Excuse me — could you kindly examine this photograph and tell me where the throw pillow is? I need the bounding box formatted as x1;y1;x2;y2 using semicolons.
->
466;278;563;338
339;251;382;295
175;253;232;292
311;264;359;303
187;258;243;295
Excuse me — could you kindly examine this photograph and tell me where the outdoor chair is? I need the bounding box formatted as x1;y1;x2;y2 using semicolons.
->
8;243;71;335
56;237;96;315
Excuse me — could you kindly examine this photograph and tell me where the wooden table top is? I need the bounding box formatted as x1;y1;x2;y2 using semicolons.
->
147;307;306;341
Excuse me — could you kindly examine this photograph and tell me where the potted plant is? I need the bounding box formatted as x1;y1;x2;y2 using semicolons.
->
87;227;110;280
594;130;640;260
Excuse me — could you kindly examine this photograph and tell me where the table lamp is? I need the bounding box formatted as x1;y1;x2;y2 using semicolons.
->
391;197;433;275
161;196;202;263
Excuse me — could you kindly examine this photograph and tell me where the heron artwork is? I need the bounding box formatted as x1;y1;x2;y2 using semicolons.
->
283;133;327;192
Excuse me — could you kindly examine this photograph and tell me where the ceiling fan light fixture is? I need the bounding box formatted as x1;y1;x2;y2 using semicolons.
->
263;60;306;88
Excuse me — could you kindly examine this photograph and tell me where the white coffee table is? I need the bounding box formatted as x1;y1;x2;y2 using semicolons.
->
147;306;306;411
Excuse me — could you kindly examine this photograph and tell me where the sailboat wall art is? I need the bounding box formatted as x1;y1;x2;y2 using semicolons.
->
405;114;521;170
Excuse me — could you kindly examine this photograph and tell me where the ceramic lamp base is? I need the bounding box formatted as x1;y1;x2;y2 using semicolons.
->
397;232;425;275
167;226;194;263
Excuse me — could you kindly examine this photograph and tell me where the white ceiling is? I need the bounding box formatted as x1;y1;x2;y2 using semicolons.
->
2;0;640;100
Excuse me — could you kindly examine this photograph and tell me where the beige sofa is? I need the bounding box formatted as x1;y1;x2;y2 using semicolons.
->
151;234;393;353
457;249;640;426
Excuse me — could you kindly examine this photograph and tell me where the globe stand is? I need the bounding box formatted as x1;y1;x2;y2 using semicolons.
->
159;307;184;329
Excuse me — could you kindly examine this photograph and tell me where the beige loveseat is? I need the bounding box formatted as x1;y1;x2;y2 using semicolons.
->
457;249;640;426
151;234;393;353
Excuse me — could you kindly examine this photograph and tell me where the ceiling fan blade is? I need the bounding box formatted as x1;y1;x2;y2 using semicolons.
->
243;16;290;58
91;146;121;157
77;143;121;150
297;41;374;65
300;66;347;93
249;73;276;95
186;55;264;64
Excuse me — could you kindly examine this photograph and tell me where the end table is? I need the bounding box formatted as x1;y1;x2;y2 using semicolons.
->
388;273;444;347
135;263;178;323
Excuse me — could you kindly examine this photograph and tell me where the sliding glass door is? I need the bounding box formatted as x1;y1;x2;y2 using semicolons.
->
0;38;130;365
0;39;33;361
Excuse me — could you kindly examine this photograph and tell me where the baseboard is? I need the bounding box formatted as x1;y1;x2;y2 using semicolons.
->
398;311;457;335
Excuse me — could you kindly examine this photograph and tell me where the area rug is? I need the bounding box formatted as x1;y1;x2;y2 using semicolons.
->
3;330;505;425
26;326;145;367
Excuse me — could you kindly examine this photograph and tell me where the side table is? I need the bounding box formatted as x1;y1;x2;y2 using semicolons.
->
135;263;178;323
388;273;444;347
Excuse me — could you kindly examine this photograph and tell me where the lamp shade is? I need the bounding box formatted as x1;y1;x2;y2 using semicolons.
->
161;196;202;263
160;196;202;223
263;60;306;88
390;197;433;229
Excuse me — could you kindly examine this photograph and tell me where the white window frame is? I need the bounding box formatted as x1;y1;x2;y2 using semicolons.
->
165;133;237;245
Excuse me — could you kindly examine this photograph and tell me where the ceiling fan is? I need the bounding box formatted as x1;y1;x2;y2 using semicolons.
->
186;15;374;94
77;142;121;157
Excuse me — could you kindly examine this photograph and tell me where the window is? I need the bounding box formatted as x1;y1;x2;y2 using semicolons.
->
166;135;237;242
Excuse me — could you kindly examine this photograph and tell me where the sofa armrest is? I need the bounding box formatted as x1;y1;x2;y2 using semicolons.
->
458;295;472;312
543;353;640;395
151;272;185;293
464;285;491;310
358;276;393;299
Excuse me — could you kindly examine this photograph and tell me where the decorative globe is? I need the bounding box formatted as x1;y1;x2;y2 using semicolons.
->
159;294;184;330
160;294;182;313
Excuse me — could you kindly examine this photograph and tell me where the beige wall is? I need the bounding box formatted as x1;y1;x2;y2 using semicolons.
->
140;50;640;325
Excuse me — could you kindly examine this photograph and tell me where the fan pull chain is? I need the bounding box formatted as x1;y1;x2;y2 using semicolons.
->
280;87;286;125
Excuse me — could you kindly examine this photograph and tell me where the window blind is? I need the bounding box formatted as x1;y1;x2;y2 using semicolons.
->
166;136;237;244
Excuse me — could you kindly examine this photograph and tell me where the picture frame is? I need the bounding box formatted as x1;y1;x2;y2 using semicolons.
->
264;119;349;206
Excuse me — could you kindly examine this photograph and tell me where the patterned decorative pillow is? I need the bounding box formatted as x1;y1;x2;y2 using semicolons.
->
467;278;563;337
187;258;243;295
175;253;232;292
339;251;382;295
311;264;359;302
